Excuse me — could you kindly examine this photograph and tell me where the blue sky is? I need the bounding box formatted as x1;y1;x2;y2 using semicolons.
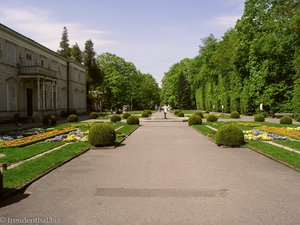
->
0;0;245;84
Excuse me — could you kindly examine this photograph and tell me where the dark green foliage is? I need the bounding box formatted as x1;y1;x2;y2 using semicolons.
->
206;114;217;122
141;112;149;117
205;111;209;114
293;79;300;118
162;1;298;115
177;112;184;117
123;112;131;119
188;115;202;126
174;110;181;115
127;116;140;125
194;111;203;118
254;114;265;122
90;112;97;119
57;26;70;58
280;116;293;124
88;124;116;147
145;110;152;115
70;42;82;63
215;124;245;147
110;115;121;122
42;114;56;126
68;114;78;122
230;111;240;118
295;115;300;122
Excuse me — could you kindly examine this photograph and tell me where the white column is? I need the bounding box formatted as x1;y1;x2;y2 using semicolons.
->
37;78;40;110
51;81;54;109
6;84;9;111
42;79;45;110
55;81;58;110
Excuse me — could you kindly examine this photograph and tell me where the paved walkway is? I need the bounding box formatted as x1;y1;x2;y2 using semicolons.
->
1;112;300;225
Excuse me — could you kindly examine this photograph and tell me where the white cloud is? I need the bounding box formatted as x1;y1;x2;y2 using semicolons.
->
0;7;115;51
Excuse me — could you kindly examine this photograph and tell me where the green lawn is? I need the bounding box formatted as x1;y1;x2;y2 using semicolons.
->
275;140;300;151
193;125;216;136
248;141;300;170
0;141;64;165
3;142;91;189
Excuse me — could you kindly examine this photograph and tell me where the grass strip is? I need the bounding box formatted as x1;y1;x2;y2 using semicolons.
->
193;125;215;136
248;141;300;170
0;142;64;165
275;140;300;151
116;124;139;143
3;142;91;189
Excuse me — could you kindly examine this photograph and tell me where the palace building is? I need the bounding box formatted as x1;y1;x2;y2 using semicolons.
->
0;23;86;122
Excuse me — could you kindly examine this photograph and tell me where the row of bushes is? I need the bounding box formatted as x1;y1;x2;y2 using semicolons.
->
88;116;140;147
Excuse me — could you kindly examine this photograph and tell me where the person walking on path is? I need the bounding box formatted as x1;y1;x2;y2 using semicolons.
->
163;105;168;119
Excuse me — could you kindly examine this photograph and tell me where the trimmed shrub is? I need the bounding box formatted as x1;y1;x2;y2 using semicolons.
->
215;124;245;147
88;123;116;147
68;114;78;123
42;114;56;126
110;115;121;122
174;110;181;115
206;114;218;122
90;112;97;119
205;110;209;114
127;116;140;125
254;114;265;122
142;112;149;117
177;112;184;117
123;112;131;119
145;110;152;115
230;111;240;118
188;115;202;126
194;111;203;118
280;116;293;124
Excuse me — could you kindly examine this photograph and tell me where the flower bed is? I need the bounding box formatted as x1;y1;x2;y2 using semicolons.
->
1;127;76;148
46;129;88;142
259;126;300;139
244;129;290;141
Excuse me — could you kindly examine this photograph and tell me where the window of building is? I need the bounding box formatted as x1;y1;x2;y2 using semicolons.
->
6;42;16;65
7;84;17;111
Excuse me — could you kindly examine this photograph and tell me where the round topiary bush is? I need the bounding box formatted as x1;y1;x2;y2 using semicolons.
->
88;123;116;147
230;111;240;118
206;114;218;122
174;110;181;115
68;114;78;122
254;114;265;122
188;115;202;126
43;114;56;126
215;124;245;147
90;112;97;119
127;116;140;125
205;110;209;114
110;115;121;122
123;112;131;119
145;110;152;115
142;112;149;118
194;111;203;118
177;112;184;117
280;116;293;124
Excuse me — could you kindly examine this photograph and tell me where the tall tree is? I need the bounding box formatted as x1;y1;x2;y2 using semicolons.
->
57;26;71;59
70;43;82;63
83;39;103;87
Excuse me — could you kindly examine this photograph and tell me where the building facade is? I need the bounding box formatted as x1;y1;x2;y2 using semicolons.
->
0;24;86;122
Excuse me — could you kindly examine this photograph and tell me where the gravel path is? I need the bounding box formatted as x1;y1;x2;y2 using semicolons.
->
1;112;300;225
